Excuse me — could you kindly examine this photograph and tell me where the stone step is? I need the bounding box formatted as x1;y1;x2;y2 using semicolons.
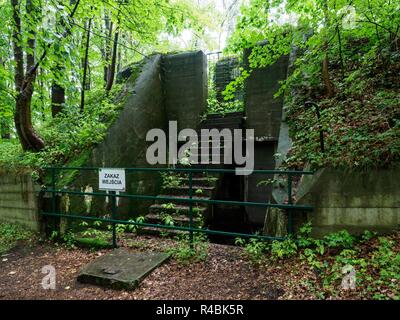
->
187;152;233;160
199;123;242;130
145;213;202;226
172;167;223;176
193;175;219;183
179;146;231;154
200;118;244;126
175;176;219;187
180;137;233;144
206;111;244;119
149;203;207;215
177;162;235;169
155;194;210;204
162;185;215;197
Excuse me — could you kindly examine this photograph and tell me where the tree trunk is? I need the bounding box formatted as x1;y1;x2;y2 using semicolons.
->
322;0;334;97
336;24;344;78
51;8;65;118
0;56;11;139
104;18;113;86
322;55;334;97
117;39;122;74
11;0;81;150
11;0;45;151
51;1;80;117
80;16;92;112
51;83;65;117
0;120;10;139
105;26;119;92
14;82;45;151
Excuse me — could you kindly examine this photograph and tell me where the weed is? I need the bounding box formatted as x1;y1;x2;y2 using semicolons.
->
0;223;34;254
168;233;209;264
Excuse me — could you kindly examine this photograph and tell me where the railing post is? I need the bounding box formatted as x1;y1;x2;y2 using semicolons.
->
188;171;194;249
51;168;57;232
51;168;56;213
287;174;293;235
111;191;118;248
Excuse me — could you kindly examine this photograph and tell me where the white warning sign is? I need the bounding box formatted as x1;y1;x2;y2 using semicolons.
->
99;168;126;191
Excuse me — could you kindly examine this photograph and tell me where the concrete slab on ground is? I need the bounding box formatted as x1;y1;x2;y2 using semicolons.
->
77;248;170;290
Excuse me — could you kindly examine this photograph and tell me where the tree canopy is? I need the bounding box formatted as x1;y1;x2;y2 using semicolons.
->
0;0;204;151
224;0;400;168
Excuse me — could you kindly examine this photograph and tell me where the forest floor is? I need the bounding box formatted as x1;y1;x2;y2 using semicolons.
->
2;232;398;300
0;235;285;300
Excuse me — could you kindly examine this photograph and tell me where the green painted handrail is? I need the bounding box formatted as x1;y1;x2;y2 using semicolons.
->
42;166;314;247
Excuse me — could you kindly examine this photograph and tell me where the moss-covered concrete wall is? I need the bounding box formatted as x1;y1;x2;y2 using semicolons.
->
0;171;40;231
162;51;207;131
244;51;289;140
59;51;208;222
296;167;400;237
64;55;166;219
243;51;289;226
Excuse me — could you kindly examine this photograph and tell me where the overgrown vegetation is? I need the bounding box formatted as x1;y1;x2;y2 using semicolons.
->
0;0;212;169
0;222;35;254
206;77;244;115
235;223;400;300
206;58;244;115
225;0;400;169
0;85;124;172
167;232;209;264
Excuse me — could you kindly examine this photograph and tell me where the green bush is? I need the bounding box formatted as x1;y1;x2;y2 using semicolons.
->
0;223;34;254
168;233;209;264
0;85;124;172
323;230;355;249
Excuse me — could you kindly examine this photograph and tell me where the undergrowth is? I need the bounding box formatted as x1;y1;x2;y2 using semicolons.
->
235;223;400;300
284;44;400;169
0;222;35;254
0;84;125;174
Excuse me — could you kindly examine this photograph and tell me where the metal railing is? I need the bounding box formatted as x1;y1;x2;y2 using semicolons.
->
41;167;314;247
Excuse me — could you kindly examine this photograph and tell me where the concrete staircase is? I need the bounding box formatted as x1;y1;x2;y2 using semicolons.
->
144;112;244;230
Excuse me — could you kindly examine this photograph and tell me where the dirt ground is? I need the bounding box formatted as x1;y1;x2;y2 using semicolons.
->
2;232;397;300
0;234;309;300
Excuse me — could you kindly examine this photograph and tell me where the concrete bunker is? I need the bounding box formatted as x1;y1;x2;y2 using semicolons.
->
4;48;398;240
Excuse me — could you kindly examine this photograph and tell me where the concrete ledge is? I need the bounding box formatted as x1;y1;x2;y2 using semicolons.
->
296;166;400;237
0;171;40;232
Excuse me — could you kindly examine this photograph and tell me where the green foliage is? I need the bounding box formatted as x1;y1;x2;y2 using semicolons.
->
270;238;298;261
323;230;355;248
160;172;183;189
74;237;113;249
295;221;314;248
161;214;175;227
159;213;175;237
235;237;269;262
361;230;378;242
104;216;146;235
0;0;204;164
0;85;124;171
257;221;400;300
168;232;209;264
207;83;244;115
161;202;176;210
225;0;400;169
206;61;244;115
50;230;77;249
0;223;34;254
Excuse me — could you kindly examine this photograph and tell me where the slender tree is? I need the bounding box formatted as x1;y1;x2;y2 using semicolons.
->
11;0;45;151
321;0;334;97
105;24;119;91
51;0;78;117
80;16;92;112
